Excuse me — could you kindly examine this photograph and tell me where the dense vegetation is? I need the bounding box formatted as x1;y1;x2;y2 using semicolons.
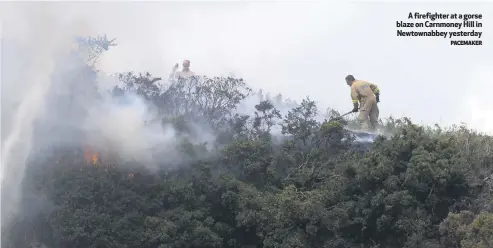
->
2;36;493;248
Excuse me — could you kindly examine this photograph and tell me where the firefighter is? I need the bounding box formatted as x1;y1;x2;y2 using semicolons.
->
169;59;196;79
345;75;380;132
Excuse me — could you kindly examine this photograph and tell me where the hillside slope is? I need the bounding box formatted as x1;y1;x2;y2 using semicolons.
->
2;37;493;248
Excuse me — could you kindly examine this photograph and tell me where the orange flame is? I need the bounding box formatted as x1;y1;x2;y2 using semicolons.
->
81;146;136;179
92;153;98;165
84;146;99;165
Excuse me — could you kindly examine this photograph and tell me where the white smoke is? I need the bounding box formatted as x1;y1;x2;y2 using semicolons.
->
0;3;216;241
83;89;178;168
0;3;85;236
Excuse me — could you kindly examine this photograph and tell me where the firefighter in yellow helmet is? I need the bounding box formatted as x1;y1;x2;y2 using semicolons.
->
345;75;380;132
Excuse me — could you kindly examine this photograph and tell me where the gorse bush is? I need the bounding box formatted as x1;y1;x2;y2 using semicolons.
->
2;36;493;248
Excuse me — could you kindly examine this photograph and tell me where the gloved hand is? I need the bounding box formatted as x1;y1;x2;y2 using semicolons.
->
352;102;359;113
376;93;380;103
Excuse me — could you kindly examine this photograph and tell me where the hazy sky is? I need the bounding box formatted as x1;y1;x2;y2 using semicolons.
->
1;1;492;133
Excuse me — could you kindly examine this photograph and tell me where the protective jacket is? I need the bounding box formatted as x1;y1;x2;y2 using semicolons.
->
350;80;379;105
350;80;380;131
